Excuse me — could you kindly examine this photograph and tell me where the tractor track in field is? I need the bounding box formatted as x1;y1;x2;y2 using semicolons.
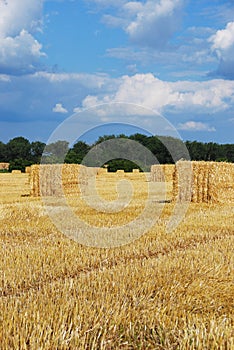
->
1;229;234;298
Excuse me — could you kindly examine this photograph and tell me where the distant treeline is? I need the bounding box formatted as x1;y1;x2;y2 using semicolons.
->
0;134;233;172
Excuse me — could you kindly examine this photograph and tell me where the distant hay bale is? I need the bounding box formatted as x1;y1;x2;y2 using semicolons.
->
116;170;124;175
97;168;108;175
133;169;140;173
0;162;9;170
12;170;21;174
30;164;99;197
172;161;234;203
150;164;175;182
25;166;31;173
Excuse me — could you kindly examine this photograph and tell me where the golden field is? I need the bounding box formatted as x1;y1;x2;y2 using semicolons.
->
0;171;234;349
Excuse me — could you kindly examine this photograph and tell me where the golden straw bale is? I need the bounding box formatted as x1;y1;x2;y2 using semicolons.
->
208;162;234;203
116;170;124;174
163;164;175;182
173;161;234;203
0;162;9;170
30;165;40;197
172;160;193;202
25;166;31;174
150;164;175;182
150;164;164;182
97;168;108;175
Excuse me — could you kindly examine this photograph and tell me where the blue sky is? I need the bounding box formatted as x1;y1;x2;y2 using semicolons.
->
0;0;234;144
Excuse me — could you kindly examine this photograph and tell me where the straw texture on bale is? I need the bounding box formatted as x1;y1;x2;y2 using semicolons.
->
97;168;108;175
172;161;193;202
30;164;99;197
209;162;234;203
172;161;234;203
151;164;175;182
25;166;31;174
0;172;30;197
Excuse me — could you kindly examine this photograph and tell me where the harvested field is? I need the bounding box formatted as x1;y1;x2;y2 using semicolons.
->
0;165;233;349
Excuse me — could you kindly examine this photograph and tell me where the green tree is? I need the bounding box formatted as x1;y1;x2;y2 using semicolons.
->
30;141;46;163
6;137;31;171
65;141;90;164
6;137;31;160
0;141;7;162
42;140;69;164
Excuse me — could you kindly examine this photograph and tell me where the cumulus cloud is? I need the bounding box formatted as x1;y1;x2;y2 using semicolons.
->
210;22;234;52
0;30;45;75
96;0;184;48
35;71;110;88
52;103;68;114
209;21;234;79
0;0;45;75
0;0;43;37
77;73;234;113
124;0;183;48
177;121;216;132
0;71;233;142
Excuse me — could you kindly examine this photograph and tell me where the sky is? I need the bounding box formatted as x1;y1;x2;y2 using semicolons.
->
0;0;234;144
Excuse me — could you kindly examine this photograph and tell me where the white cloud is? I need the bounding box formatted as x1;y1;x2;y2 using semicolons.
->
96;0;184;48
209;22;234;79
0;74;11;82
52;103;68;113
0;30;45;74
35;71;109;88
77;74;234;113
177;121;216;132
125;0;183;47
0;71;233;142
0;0;43;37
210;22;234;52
0;0;44;74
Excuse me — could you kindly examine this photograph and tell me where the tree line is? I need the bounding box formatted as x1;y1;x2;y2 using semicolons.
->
0;135;233;172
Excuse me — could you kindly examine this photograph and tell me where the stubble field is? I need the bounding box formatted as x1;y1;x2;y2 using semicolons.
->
0;172;233;349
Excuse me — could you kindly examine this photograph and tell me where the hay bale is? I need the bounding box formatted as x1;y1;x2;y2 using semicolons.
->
30;165;40;197
30;164;63;197
172;161;234;203
12;170;21;174
133;169;140;173
25;166;31;173
191;161;210;203
163;164;175;182
30;164;99;197
0;162;9;170
208;162;234;203
151;164;175;182
150;164;164;182
97;168;108;175
172;160;193;202
116;170;124;175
